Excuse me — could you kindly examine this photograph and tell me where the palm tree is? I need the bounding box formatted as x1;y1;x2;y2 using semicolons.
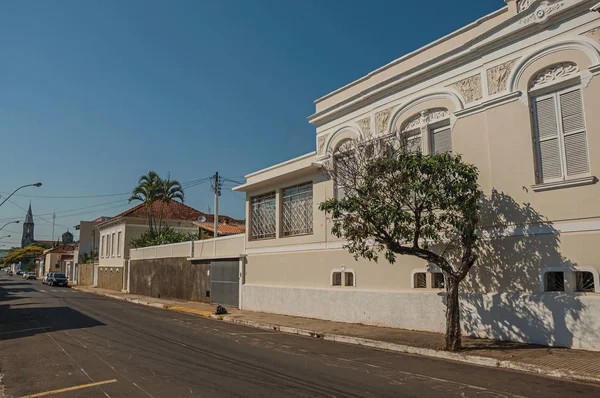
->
129;171;161;234
157;178;185;232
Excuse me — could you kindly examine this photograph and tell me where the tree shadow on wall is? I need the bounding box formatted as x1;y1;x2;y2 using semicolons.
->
456;189;594;350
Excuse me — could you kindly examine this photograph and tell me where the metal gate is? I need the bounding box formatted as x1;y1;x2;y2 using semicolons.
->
210;260;239;307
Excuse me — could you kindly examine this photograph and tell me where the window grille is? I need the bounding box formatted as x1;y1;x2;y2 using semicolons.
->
576;271;595;293
345;272;354;287
250;192;276;240
545;272;565;292
403;131;422;154
432;273;445;289
282;182;313;236
414;273;427;289
332;272;342;286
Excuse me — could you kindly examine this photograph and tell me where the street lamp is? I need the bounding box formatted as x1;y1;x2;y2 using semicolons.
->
0;220;20;231
0;182;42;208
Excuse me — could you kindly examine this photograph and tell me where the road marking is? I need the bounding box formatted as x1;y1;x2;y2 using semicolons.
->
39;290;46;292
0;327;51;335
52;290;58;292
19;379;117;397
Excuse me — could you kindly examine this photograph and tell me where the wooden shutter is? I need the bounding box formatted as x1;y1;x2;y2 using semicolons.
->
559;88;589;177
432;127;452;154
534;96;562;181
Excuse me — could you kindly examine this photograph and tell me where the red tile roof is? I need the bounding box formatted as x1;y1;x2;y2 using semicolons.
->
114;200;243;224
195;222;246;237
45;245;77;254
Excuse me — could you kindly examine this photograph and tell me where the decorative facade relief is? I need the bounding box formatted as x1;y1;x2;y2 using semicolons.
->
400;108;450;132
583;27;600;44
519;1;565;26
517;0;536;12
529;62;580;90
375;108;393;134
451;75;483;103
487;59;517;95
317;135;327;154
356;117;371;137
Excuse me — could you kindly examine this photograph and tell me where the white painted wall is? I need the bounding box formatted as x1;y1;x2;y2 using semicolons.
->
242;285;600;351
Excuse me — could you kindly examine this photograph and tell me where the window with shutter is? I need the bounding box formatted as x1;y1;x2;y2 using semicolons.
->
533;86;590;184
431;126;452;154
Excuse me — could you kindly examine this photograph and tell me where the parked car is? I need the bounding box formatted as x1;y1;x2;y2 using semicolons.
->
16;270;23;276
25;272;36;280
49;273;68;287
22;272;29;279
42;273;54;284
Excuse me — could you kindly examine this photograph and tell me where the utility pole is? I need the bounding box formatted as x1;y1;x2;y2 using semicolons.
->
211;172;222;244
52;211;56;244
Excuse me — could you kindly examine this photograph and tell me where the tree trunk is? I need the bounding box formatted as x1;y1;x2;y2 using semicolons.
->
444;276;462;351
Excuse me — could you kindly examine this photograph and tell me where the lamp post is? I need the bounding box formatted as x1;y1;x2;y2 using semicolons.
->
0;183;42;208
0;220;20;232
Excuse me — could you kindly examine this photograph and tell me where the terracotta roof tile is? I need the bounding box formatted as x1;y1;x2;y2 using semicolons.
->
115;200;242;224
195;222;246;236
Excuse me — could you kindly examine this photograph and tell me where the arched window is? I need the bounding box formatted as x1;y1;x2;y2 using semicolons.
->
530;63;591;185
399;108;452;155
332;139;355;199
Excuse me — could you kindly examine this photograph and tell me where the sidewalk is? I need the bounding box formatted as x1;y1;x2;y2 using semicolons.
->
73;285;600;384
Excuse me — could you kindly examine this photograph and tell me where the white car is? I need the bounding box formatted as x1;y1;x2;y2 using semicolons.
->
42;273;54;284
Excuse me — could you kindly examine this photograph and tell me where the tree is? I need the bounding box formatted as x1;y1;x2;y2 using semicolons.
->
319;136;482;351
156;177;185;232
3;245;45;266
129;171;162;234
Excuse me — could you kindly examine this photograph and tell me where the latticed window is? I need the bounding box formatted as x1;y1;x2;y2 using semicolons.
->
332;272;342;286
250;192;276;240
414;273;427;289
403;130;422;154
545;272;565;292
433;273;445;289
576;271;595;293
282;182;313;236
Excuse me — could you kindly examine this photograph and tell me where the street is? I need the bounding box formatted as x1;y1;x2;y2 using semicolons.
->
0;277;598;398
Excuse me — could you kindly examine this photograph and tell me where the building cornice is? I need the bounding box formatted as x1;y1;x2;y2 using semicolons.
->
308;0;595;127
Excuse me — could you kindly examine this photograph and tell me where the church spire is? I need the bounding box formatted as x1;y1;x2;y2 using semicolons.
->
25;203;33;224
21;203;35;248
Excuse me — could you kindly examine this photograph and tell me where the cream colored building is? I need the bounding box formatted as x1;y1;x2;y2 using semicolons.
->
234;0;600;350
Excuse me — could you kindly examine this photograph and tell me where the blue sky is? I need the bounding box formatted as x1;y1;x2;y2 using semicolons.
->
0;0;500;247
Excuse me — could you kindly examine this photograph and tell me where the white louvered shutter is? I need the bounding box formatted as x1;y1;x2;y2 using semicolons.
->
534;96;562;182
559;88;589;177
432;127;452;154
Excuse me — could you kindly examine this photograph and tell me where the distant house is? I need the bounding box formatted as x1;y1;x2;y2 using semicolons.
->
195;220;245;237
95;200;240;291
41;245;76;276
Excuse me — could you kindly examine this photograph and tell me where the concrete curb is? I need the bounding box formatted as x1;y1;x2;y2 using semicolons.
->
73;287;600;385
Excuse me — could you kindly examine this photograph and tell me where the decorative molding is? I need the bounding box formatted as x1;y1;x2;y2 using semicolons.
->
519;1;565;26
451;75;483;103
402;114;422;132
400;108;450;133
375;108;393;134
531;176;597;192
583;27;600;44
455;91;522;119
318;135;327;154
517;0;536;12
356;117;371;137
428;108;450;124
529;62;579;89
487;59;518;95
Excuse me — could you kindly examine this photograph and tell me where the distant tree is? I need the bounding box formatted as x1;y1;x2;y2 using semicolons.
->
319;136;482;352
156;177;185;232
3;245;45;266
129;171;162;234
130;226;199;248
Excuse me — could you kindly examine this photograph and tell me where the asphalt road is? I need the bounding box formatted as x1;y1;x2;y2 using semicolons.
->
1;277;599;398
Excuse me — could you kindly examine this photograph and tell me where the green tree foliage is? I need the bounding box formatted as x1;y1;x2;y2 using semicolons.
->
129;171;185;234
2;244;45;265
319;137;482;351
130;226;211;249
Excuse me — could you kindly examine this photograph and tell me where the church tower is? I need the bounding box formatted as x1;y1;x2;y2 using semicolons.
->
21;204;35;248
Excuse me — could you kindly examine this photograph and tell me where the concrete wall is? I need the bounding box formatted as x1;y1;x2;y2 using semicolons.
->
242;285;600;351
78;263;94;286
97;266;124;291
129;258;211;302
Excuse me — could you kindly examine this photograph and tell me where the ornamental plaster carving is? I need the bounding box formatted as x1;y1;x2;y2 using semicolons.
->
400;108;450;132
529;62;580;90
318;135;327;154
519;1;565;26
451;75;483;103
517;0;536;12
356;117;371;137
375;108;393;134
487;59;518;95
583;27;600;44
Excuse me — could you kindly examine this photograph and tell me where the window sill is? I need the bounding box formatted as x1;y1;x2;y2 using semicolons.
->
532;176;597;192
